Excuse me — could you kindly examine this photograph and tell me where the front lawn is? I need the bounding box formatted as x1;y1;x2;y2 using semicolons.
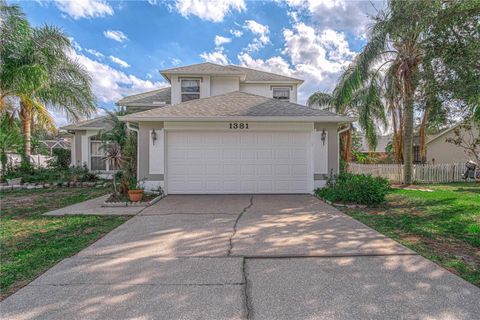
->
0;187;130;300
342;183;480;286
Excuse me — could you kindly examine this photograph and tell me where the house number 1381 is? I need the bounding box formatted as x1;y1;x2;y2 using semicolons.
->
229;122;248;129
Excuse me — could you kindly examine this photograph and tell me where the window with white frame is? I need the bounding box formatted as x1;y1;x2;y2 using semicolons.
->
181;79;200;102
90;139;106;171
272;87;290;100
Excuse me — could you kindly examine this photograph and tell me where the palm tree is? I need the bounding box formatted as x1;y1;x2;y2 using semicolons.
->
0;1;96;160
308;68;387;162
0;113;21;173
329;0;435;184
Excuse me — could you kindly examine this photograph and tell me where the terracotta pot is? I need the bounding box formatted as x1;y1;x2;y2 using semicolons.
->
128;189;144;202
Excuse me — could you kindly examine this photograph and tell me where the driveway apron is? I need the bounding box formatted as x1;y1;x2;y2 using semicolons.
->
1;195;479;320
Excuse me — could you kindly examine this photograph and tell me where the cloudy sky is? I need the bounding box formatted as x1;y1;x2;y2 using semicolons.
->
17;0;384;126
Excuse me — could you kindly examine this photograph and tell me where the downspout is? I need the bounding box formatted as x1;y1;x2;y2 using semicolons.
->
126;122;140;179
337;123;351;174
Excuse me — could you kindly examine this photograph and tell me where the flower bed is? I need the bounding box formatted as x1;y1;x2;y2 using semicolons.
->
102;192;164;207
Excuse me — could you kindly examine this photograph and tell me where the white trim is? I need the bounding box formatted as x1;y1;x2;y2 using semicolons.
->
120;116;356;123
164;121;313;132
242;80;303;84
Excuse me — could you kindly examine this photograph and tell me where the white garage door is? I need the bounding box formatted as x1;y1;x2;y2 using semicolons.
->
166;131;312;194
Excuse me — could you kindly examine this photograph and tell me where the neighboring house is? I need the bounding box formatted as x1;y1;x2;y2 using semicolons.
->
40;139;71;155
359;135;391;153
64;62;353;194
425;121;479;164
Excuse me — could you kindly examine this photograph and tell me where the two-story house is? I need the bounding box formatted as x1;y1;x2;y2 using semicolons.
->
63;62;353;194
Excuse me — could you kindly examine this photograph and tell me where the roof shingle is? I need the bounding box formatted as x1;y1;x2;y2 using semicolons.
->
116;87;171;106
227;65;302;82
121;91;348;121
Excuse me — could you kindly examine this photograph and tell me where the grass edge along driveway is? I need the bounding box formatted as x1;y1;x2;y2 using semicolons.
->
342;183;479;287
0;187;130;300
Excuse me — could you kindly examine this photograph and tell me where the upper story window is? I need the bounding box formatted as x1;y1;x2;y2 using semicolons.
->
272;87;290;100
181;79;200;102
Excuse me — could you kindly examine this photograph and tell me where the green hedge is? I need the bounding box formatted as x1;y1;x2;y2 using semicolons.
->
316;173;390;205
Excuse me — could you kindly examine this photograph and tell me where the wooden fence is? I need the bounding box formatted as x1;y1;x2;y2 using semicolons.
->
347;162;474;184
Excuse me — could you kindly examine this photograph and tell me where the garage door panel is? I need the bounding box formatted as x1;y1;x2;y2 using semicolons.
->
166;131;311;194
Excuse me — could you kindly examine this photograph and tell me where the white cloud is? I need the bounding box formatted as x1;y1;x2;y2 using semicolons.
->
200;49;229;65
103;30;128;43
237;22;357;104
170;58;182;66
243;20;270;51
175;0;246;22
109;55;130;68
54;0;113;20
283;23;354;73
67;49;166;106
214;35;232;46
230;29;243;37
85;48;104;59
284;0;383;38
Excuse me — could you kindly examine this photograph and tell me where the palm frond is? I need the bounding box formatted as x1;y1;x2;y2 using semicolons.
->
307;92;334;110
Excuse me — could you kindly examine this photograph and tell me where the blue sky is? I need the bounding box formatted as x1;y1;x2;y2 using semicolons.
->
14;0;384;126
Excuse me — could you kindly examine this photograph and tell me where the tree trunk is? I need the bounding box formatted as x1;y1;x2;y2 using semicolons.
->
20;101;32;162
403;83;414;185
419;108;429;164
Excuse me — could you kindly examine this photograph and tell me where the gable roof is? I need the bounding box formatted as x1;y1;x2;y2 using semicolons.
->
116;87;171;106
120;91;353;122
160;62;303;84
61;116;112;131
227;65;303;83
160;62;244;80
426;120;478;145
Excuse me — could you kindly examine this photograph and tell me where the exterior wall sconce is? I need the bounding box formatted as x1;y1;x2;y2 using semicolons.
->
151;129;157;145
321;129;327;145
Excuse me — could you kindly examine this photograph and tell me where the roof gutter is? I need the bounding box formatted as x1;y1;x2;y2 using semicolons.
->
118;116;356;123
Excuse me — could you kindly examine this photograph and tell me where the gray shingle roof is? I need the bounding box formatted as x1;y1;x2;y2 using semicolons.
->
121;91;348;121
62;116;113;130
160;62;243;75
227;65;303;82
160;62;303;83
116;87;171;106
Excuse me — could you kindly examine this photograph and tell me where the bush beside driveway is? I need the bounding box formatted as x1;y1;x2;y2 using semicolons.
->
0;187;130;300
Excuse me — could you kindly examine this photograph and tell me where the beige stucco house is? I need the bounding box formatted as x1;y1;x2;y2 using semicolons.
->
63;62;354;194
425;121;479;164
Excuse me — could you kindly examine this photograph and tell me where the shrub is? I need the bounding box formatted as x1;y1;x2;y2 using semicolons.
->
4;165;97;184
316;173;390;205
47;148;71;170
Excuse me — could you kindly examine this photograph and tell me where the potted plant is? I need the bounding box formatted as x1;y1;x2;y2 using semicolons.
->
127;178;144;202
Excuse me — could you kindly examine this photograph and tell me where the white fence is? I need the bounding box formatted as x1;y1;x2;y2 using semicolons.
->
5;153;53;169
347;162;473;184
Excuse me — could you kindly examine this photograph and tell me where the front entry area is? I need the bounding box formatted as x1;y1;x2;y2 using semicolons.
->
165;131;312;194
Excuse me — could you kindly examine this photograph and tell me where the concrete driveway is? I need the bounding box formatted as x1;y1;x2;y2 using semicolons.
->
1;195;479;320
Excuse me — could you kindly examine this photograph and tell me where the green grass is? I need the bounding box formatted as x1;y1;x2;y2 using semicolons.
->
0;187;130;300
343;182;480;286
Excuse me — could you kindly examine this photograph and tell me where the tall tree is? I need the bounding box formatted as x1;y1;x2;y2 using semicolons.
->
331;0;451;184
0;1;96;160
308;69;387;162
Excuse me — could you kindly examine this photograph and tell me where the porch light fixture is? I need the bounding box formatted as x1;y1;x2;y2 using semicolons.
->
321;129;326;145
151;129;157;145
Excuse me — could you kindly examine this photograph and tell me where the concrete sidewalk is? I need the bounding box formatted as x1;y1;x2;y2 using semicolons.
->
43;195;143;216
2;195;479;320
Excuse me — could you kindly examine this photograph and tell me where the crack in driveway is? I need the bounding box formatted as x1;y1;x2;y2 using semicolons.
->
227;195;254;257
